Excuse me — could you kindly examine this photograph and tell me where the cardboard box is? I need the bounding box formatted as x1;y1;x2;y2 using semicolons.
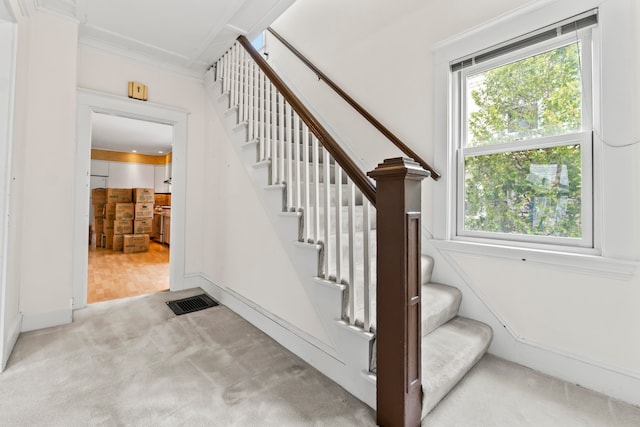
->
133;188;155;204
123;234;150;253
92;188;107;205
112;234;124;251
92;217;104;236
92;203;106;218
116;203;135;220
101;232;114;249
103;203;115;220
134;219;153;234
106;188;132;203
102;220;114;235
134;203;154;219
114;220;133;235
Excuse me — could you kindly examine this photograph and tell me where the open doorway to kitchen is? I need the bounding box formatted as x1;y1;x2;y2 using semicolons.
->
87;113;172;304
73;89;188;311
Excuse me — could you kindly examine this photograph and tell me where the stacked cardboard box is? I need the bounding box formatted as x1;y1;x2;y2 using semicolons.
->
91;188;107;245
132;188;154;253
123;234;150;254
99;188;154;253
99;188;132;249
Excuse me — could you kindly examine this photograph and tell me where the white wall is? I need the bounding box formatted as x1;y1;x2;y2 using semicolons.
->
9;14;78;331
201;93;331;346
271;0;640;405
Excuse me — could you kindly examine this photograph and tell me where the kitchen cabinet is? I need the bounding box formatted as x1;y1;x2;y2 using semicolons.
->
163;214;171;245
151;210;170;245
154;162;172;193
90;160;109;177
106;162;154;188
151;213;162;241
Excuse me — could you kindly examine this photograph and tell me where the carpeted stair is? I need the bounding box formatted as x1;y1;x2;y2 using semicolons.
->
419;255;493;417
206;63;492;418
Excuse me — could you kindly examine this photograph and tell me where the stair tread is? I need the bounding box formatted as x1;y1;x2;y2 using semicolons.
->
421;316;493;418
422;283;462;336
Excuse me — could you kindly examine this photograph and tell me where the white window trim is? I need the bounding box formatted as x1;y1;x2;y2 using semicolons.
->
432;0;638;276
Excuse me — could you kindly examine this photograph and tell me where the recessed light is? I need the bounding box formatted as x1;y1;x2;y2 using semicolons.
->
132;150;137;153
158;151;163;154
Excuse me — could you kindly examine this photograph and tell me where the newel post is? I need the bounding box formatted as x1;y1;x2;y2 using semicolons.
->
368;157;430;427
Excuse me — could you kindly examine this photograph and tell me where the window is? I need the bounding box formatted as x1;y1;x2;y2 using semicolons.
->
450;10;597;249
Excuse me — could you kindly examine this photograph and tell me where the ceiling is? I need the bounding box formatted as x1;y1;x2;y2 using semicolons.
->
91;114;173;156
14;0;295;154
18;0;295;78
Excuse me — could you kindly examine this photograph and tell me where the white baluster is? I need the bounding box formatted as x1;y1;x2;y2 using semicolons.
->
347;181;356;324
278;95;285;185
271;84;278;184
233;45;240;109
323;147;331;279
242;50;249;124
226;50;231;95
312;135;320;243
363;200;372;331
335;167;343;284
293;112;301;210
238;48;244;120
230;46;236;106
258;70;265;160
264;76;270;161
248;59;254;140
285;103;293;211
303;127;311;242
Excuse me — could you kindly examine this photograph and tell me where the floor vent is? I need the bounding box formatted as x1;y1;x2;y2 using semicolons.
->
166;294;219;315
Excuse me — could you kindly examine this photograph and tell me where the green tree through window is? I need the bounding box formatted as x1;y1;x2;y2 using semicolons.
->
462;42;585;238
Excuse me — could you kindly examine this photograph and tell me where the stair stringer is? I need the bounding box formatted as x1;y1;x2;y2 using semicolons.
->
208;79;376;408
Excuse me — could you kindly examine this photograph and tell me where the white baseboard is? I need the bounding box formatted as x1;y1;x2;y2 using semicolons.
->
1;313;22;371
190;273;376;408
21;308;71;332
514;337;640;407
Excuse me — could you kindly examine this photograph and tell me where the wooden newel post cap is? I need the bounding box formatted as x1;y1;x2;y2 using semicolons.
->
367;157;431;181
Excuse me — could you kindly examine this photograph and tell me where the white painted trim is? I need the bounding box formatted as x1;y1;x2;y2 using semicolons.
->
0;21;17;376
73;89;188;309
1;312;21;371
514;337;640;407
192;273;376;409
433;0;638;263
431;239;637;279
21;308;71;332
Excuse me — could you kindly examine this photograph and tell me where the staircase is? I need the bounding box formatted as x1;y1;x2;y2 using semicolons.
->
206;37;493;423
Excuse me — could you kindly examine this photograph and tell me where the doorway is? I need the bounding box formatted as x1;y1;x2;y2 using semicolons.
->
87;113;173;304
73;89;188;311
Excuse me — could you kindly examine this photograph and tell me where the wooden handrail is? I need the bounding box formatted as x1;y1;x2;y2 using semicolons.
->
238;35;377;205
267;27;441;181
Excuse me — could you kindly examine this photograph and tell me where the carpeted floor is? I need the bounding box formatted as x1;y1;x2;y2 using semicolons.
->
1;288;638;426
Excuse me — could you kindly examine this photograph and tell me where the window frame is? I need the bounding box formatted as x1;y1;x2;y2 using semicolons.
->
451;30;595;249
432;0;638;274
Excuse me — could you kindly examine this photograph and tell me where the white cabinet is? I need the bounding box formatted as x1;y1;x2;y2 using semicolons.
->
154;162;172;193
106;162;155;188
90;160;109;177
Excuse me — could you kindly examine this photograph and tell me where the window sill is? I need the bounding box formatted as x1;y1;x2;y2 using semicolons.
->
429;239;637;280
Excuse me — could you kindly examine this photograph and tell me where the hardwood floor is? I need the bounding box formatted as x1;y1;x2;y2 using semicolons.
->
87;241;170;304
